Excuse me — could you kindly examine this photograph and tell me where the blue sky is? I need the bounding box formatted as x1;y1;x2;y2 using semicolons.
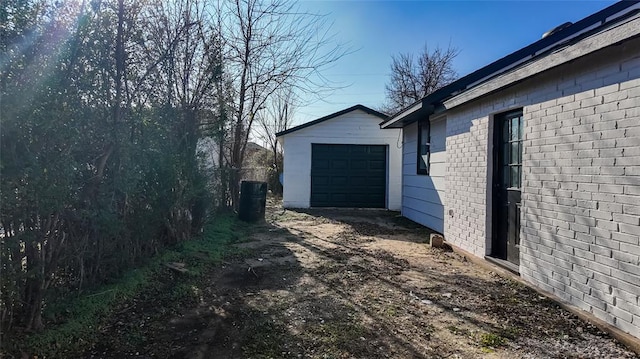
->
291;0;617;125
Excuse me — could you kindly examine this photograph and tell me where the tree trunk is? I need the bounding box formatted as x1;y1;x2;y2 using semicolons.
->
24;237;44;331
230;4;252;209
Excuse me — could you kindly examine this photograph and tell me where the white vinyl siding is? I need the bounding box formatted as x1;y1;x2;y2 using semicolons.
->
401;118;446;232
279;109;402;210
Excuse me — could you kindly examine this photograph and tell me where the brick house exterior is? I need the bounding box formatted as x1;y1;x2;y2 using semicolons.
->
381;2;640;340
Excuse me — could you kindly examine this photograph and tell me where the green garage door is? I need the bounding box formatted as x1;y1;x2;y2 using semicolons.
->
311;144;386;208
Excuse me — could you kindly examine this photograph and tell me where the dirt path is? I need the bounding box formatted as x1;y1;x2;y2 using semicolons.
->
89;204;639;358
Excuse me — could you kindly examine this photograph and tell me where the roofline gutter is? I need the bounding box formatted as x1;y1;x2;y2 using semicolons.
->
378;0;640;129
380;101;422;129
380;99;438;129
444;14;640;110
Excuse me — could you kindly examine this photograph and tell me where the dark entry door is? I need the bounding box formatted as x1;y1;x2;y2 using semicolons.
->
492;111;523;266
311;144;386;208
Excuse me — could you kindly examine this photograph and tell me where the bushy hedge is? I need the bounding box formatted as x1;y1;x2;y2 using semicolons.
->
0;0;224;335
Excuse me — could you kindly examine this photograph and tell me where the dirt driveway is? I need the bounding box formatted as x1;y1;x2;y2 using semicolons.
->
95;204;639;358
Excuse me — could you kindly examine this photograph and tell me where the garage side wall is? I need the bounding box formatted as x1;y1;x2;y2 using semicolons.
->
281;109;402;210
402;119;446;233
444;39;640;338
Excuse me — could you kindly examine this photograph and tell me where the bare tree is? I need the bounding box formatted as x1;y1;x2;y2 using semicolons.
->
217;0;348;207
144;0;223;235
254;88;295;194
383;44;459;114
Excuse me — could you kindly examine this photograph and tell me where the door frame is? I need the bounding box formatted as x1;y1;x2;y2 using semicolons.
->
488;109;523;273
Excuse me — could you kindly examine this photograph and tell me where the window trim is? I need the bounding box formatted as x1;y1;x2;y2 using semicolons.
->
493;109;524;189
417;118;430;175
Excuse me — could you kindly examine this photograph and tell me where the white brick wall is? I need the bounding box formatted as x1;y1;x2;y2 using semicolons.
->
444;37;640;338
444;108;491;257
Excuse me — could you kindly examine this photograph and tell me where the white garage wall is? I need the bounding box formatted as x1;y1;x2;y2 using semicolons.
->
279;109;402;210
401;118;446;233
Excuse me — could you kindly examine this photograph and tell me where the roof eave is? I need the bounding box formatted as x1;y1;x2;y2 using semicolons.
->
276;104;388;137
444;11;640;110
379;1;640;129
380;101;425;129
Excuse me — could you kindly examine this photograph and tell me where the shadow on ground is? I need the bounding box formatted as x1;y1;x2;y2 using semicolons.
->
85;204;639;359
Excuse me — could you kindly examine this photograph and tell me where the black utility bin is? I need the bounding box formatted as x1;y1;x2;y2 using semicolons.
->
238;181;267;222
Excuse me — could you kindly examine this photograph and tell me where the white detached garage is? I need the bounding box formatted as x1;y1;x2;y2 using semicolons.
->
276;105;402;210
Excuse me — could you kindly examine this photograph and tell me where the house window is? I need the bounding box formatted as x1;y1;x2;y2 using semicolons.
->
498;110;524;189
417;118;430;175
